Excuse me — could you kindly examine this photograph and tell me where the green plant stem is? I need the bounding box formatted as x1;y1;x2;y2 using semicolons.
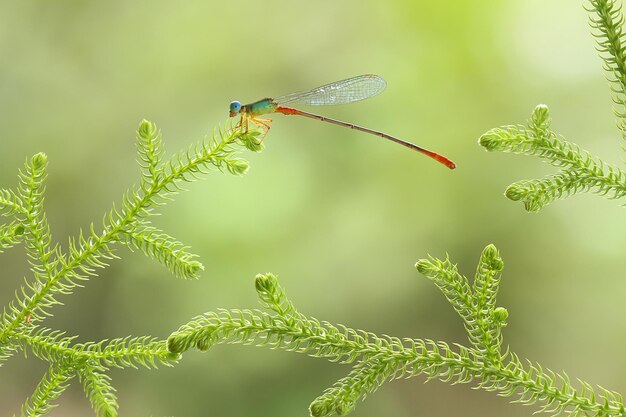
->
12;329;175;369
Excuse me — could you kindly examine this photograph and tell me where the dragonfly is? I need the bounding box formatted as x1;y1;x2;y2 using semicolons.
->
228;74;455;169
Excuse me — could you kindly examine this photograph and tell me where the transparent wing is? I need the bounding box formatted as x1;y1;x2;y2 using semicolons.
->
274;74;387;106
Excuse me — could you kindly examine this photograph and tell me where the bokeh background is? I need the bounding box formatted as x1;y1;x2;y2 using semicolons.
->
1;1;626;416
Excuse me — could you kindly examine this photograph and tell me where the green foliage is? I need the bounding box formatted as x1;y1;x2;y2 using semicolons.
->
169;250;626;417
0;222;24;253
0;120;261;416
417;244;505;364
480;104;626;212
167;4;626;416
588;0;626;142
479;0;626;212
119;223;203;280
79;363;118;417
21;362;75;417
4;1;626;416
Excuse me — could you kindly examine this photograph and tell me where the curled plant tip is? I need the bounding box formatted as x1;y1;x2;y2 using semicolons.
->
530;104;550;135
255;273;282;309
478;105;552;155
167;324;218;354
414;258;438;277
166;333;192;354
195;334;216;352
137;119;158;140
224;157;250;175
165;336;184;355
255;273;279;298
477;130;510;152
479;105;549;154
31;152;48;170
506;174;590;213
504;183;529;202
309;395;355;416
482;244;504;272
506;183;543;212
309;400;333;417
254;273;300;319
493;307;509;325
188;261;205;277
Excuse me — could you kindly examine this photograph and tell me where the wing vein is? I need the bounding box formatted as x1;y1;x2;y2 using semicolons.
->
274;74;387;106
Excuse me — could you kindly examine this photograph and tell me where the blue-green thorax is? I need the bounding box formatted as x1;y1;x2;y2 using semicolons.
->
243;98;278;116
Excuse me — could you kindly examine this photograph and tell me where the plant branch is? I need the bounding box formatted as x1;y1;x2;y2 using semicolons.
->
479;105;626;211
168;250;620;417
587;0;626;143
0;122;259;343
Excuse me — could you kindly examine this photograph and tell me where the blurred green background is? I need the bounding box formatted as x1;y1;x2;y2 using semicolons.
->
2;0;626;416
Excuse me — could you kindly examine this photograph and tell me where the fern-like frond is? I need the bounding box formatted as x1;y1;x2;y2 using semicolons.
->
0;154;62;340
169;276;415;363
119;224;203;279
479;105;626;211
17;153;57;280
168;248;625;417
416;249;508;363
414;255;478;344
79;363;118;417
587;0;626;142
0;121;261;344
0;120;262;415
310;359;398;417
21;363;75;417
471;244;505;363
168;308;408;364
477;353;625;417
504;170;605;212
161;125;250;185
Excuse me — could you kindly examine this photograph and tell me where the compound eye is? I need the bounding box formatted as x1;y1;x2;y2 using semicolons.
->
229;101;242;113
